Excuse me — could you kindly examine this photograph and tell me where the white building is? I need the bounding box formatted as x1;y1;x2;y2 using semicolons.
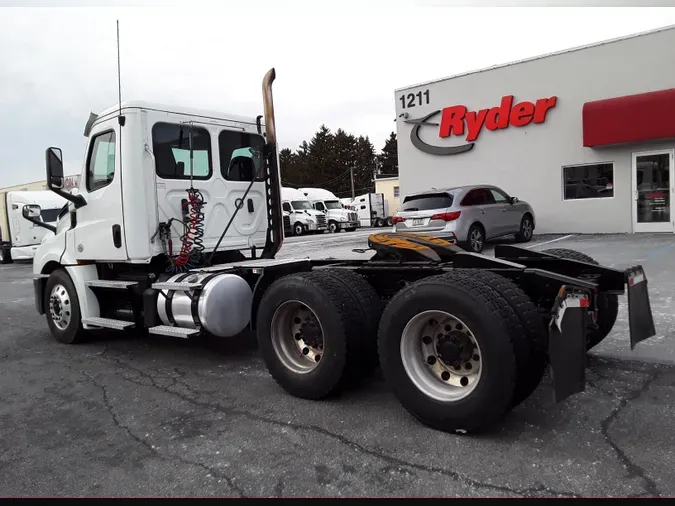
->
394;25;675;234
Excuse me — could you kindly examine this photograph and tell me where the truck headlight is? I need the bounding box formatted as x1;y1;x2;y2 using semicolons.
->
340;216;347;222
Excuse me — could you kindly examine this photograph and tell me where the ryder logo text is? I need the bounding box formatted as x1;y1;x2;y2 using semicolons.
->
403;95;557;156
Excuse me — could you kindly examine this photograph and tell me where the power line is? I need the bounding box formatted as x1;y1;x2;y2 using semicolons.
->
281;166;353;188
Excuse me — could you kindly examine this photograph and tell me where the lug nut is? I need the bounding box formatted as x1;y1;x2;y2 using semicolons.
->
473;354;480;361
295;333;302;340
422;335;432;345
465;363;472;370
315;354;321;362
460;376;469;387
294;317;302;324
427;356;436;365
456;323;463;330
441;371;451;381
302;347;309;355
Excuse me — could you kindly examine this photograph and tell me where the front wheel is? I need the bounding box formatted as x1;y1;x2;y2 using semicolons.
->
328;221;338;233
293;223;304;236
44;269;87;344
0;245;11;264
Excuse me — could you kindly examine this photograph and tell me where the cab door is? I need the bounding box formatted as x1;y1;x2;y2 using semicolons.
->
73;123;128;261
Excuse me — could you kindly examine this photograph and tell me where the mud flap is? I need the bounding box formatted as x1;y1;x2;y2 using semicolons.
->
626;266;656;350
548;286;590;403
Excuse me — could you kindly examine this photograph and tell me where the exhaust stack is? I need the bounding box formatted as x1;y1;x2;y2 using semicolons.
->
262;68;277;145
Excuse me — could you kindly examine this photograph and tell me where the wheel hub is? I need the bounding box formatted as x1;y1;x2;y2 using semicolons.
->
400;310;482;402
271;300;324;374
48;284;71;331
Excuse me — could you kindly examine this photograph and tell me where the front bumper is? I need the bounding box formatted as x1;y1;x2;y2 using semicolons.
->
338;221;360;229
304;222;327;232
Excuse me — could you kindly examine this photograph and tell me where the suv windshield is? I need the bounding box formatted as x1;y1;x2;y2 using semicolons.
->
291;200;312;210
324;200;342;210
401;193;454;211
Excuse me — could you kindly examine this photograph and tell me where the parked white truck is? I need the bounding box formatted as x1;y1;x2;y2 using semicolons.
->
300;187;360;233
281;187;327;235
0;190;66;264
27;68;657;434
349;192;393;228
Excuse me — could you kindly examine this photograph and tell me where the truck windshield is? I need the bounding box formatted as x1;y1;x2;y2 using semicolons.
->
291;201;312;210
324;200;342;210
40;208;61;223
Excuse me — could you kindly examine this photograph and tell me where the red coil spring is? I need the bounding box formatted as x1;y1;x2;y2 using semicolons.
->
174;189;205;268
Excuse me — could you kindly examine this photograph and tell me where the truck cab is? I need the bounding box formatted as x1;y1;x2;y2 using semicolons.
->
281;186;327;235
299;187;360;233
0;190;66;263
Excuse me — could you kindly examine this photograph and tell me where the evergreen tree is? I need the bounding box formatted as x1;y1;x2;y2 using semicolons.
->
377;131;398;177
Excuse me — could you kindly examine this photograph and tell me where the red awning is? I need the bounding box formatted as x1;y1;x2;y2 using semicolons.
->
582;88;675;147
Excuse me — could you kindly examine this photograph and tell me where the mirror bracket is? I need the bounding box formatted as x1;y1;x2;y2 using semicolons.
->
22;206;56;234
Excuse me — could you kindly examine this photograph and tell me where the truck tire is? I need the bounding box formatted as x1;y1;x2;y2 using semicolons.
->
0;246;11;264
514;214;534;243
293;222;304;236
543;248;619;350
385;217;393;227
44;269;87;344
377;271;521;434
458;269;548;408
256;270;365;399
318;268;383;374
328;221;338;233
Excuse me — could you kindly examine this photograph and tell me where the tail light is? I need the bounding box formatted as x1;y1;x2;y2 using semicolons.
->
431;211;461;221
392;216;405;224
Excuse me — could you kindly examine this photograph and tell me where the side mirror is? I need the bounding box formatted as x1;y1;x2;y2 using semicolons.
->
22;204;42;219
510;197;519;204
44;147;87;208
46;147;64;189
22;204;56;233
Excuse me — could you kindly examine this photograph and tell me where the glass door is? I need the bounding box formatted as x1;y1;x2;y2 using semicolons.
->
632;149;674;233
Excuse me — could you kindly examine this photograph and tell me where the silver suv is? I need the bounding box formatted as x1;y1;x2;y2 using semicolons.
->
393;185;536;253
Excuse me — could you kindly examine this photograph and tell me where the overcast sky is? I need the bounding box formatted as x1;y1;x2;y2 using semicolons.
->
1;1;675;186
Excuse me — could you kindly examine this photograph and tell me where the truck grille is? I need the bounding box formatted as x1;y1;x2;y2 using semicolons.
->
316;214;327;227
349;212;358;222
283;215;291;229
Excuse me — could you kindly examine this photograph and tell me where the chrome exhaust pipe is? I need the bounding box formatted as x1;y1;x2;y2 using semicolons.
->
262;68;277;145
260;68;283;258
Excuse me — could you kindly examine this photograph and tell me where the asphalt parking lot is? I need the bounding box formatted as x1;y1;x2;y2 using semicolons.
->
1;230;674;497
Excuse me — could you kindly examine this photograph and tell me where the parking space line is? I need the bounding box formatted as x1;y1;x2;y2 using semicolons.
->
525;234;575;249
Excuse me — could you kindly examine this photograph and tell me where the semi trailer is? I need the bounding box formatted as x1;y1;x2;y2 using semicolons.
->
28;69;656;434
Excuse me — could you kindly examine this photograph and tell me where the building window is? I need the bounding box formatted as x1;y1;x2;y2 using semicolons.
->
219;130;266;182
86;130;116;192
393;186;400;197
152;122;212;180
563;163;614;200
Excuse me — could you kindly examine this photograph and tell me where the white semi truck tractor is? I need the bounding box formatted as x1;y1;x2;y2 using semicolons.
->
281;186;327;235
0;190;66;264
28;68;657;434
299;187;360;233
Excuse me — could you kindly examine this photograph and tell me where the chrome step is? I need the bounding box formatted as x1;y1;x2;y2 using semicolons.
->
86;280;138;289
82;317;135;330
152;281;203;291
148;325;200;338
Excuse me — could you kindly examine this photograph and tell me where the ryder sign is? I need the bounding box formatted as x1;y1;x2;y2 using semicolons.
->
403;95;557;156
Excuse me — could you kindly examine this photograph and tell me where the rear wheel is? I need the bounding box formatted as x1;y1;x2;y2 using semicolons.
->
515;214;534;243
463;224;485;253
256;270;365;399
44;269;86;344
543;248;619;350
378;271;521;434
386;217;393;227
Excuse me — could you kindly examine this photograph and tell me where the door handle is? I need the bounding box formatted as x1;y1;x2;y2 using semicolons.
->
247;198;254;213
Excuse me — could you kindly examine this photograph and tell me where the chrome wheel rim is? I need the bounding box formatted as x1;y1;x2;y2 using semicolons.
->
329;223;337;233
49;284;72;331
400;310;482;402
470;229;483;251
294;224;303;235
522;219;533;239
270;300;324;374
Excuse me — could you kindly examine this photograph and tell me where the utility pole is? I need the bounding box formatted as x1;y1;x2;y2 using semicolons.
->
350;164;355;199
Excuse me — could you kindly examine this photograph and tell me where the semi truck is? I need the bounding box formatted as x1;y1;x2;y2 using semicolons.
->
349;192;393;227
28;68;656;434
299;187;360;233
281;186;327;236
0;190;66;264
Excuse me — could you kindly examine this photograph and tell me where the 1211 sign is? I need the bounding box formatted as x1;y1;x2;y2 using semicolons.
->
399;89;430;109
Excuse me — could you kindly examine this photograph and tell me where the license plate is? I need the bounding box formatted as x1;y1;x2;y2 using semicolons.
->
412;218;425;226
